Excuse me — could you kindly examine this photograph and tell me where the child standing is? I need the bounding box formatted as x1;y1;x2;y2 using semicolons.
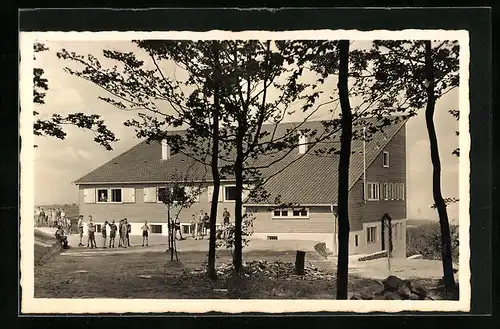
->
77;215;84;247
87;217;97;249
102;221;109;248
120;219;128;248
109;220;117;248
203;212;210;237
141;221;149;247
190;214;196;239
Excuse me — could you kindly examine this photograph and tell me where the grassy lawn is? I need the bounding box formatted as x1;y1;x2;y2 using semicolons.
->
35;249;390;299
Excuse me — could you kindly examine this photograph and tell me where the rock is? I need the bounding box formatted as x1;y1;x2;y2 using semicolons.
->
410;283;428;299
407;254;423;259
382;275;406;291
360;288;374;300
358;250;388;261
139;275;152;279
383;291;401;300
409;293;421;300
314;242;329;259
397;285;411;299
350;293;362;300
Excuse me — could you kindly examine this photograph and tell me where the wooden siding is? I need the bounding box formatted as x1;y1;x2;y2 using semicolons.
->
79;183;238;225
248;206;335;234
348;125;407;231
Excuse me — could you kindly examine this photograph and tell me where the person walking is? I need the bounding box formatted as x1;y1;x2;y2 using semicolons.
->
141;221;149;247
77;215;84;247
109;220;117;248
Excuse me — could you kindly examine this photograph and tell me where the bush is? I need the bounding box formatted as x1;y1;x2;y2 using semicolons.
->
406;222;459;262
215;212;255;250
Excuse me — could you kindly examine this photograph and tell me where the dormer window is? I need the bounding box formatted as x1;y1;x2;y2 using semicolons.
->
298;131;308;154
161;139;170;160
383;151;390;167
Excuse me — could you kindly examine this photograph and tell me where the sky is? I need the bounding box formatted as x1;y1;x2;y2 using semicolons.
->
31;40;461;222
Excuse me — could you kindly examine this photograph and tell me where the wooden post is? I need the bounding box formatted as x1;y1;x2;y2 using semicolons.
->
295;250;306;275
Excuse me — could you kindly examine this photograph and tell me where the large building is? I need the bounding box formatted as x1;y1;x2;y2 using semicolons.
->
74;118;407;257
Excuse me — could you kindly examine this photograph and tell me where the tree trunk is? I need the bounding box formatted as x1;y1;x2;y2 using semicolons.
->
381;216;385;251
207;174;220;279
207;41;222;280
424;40;456;292
168;208;174;261
336;40;353;300
233;132;244;274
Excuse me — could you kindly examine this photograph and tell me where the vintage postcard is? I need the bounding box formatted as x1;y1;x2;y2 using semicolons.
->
20;29;470;313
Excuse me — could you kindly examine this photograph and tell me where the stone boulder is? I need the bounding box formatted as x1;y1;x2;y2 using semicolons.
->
352;276;431;300
382;275;407;291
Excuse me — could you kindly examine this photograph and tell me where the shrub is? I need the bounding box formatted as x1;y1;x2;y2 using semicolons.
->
215;212;255;250
406;222;459;262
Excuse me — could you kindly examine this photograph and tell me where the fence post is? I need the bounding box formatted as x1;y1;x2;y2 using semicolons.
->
295;250;306;275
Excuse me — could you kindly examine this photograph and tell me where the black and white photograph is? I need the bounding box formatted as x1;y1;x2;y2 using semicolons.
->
20;28;470;313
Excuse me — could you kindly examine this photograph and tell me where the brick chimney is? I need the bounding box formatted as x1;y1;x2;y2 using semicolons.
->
298;131;308;154
161;139;170;160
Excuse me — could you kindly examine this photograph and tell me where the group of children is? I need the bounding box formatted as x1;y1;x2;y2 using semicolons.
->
36;206;70;231
77;215;134;249
67;209;233;249
188;208;232;240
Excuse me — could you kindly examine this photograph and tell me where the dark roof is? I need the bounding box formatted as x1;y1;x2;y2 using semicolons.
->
74;117;406;205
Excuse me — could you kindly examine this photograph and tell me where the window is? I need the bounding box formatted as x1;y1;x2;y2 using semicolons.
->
267;236;278;240
97;189;108;203
383;183;389;200
182;224;191;235
293;209;308;217
366;226;377;244
95;188;131;203
383;151;390;167
157;187;167;203
400;183;405;200
224;186;238;201
111;188;122;202
367;182;380;200
355;234;359;247
272;208;309;219
150;225;162;234
96;224;102;233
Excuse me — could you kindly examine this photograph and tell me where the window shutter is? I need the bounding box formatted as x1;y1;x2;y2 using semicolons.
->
242;184;251;203
83;188;96;204
207;186;214;202
218;186;224;202
143;187;157;203
122;188;136;203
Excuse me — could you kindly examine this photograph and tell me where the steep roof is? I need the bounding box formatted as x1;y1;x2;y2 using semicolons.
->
74;117;406;205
